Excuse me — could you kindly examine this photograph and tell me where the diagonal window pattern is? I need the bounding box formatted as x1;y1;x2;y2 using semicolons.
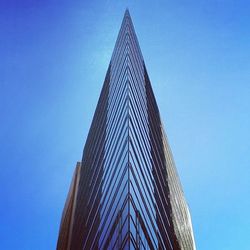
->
57;9;196;250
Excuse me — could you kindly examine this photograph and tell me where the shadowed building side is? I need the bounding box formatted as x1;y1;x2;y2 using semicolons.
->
56;162;81;250
144;66;181;249
145;66;196;249
161;127;196;250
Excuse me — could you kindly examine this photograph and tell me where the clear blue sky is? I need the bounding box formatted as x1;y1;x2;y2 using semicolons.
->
1;0;250;249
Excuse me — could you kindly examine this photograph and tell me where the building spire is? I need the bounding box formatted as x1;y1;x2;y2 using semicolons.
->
125;8;130;17
57;9;196;250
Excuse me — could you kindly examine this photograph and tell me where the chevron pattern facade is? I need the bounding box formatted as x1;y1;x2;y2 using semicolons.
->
57;10;196;250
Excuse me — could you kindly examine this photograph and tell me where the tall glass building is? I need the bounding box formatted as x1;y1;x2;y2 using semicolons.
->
57;9;196;250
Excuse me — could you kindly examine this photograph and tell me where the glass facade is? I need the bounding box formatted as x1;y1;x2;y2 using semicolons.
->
57;9;196;250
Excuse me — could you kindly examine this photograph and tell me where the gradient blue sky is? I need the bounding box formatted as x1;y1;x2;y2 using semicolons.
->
1;0;250;249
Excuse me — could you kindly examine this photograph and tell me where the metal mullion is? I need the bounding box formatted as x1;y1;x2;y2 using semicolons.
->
146;100;171;188
103;111;128;183
87;127;126;228
126;34;144;84
99;177;129;247
86;145;105;206
129;137;154;204
96;178;127;245
149;134;173;226
149;123;171;198
128;81;150;149
128;30;145;77
106;87;127;154
129;136;153;203
83;74;109;160
129;106;152;177
129;199;147;250
129;151;156;229
127;24;144;73
126;52;145;103
149;127;168;187
111;50;127;93
106;78;127;147
110;30;129;88
129;106;151;167
129;84;151;156
111;19;128;70
126;18;144;65
127;65;148;126
102;211;129;250
146;93;164;148
153;205;174;250
109;54;127;114
127;65;148;131
135;109;173;230
109;196;132;249
111;213;129;250
111;19;128;69
110;14;127;61
162;133;194;247
86;163;127;249
107;59;127;129
127;62;146;112
102;131;128;206
128;61;147;116
104;100;128;172
129;118;154;194
129;141;155;216
127;44;144;88
87;122;106;188
129;178;158;248
102;117;127;194
145;76;168;147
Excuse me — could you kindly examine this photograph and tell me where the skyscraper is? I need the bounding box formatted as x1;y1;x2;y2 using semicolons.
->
57;9;196;250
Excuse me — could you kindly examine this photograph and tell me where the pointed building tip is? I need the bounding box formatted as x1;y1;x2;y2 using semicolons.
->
124;8;130;17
